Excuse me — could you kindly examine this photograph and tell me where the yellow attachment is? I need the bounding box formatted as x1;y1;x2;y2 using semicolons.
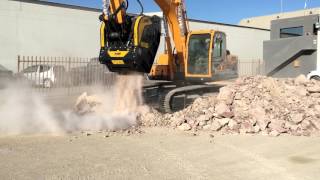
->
134;16;143;46
134;16;153;46
100;22;106;48
140;42;149;49
111;60;125;65
108;50;129;58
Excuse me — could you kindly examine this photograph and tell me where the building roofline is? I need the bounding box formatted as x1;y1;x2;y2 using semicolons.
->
188;18;270;31
240;7;320;21
10;0;101;12
12;0;270;31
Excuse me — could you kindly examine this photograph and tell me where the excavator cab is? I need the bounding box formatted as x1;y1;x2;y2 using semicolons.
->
99;15;161;73
185;30;230;82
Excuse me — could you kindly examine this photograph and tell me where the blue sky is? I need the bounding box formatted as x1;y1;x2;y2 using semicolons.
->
48;0;320;24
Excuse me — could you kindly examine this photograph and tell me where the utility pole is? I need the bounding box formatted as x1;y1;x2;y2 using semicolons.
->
304;0;309;9
280;0;283;13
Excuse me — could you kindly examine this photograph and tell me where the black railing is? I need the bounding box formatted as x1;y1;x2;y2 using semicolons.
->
17;56;116;96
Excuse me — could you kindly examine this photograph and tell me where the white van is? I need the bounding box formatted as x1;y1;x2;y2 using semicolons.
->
22;65;66;88
307;70;320;81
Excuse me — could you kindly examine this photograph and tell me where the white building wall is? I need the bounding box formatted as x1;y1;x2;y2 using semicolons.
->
188;21;269;61
0;0;101;72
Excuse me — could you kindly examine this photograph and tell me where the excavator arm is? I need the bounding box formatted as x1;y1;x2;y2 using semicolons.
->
99;0;238;113
99;0;189;78
153;0;189;79
100;0;235;82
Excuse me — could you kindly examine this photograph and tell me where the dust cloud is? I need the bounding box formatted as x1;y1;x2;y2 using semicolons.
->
63;74;144;132
0;81;62;135
0;75;145;135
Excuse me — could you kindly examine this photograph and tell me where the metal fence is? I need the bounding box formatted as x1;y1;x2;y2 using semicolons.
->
17;56;116;96
238;59;264;76
16;56;264;96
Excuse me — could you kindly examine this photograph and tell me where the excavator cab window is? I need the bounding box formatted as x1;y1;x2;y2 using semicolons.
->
212;33;226;69
213;39;222;58
187;34;211;75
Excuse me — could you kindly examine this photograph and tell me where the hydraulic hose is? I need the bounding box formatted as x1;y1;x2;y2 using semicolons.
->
136;0;144;15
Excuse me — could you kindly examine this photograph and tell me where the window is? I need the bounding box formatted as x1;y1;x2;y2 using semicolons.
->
280;26;303;38
212;33;226;69
0;65;7;71
314;24;318;35
40;65;51;73
213;39;222;58
187;34;211;75
23;65;38;73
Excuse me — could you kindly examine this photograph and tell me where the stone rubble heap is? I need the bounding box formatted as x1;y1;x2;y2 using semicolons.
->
138;75;320;136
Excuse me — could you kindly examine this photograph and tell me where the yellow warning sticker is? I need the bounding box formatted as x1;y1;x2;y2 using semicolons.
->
111;60;125;65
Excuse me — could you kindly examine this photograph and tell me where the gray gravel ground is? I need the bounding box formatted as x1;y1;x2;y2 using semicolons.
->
0;128;320;180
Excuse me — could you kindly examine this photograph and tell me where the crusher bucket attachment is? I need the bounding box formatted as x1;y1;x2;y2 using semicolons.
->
99;15;161;74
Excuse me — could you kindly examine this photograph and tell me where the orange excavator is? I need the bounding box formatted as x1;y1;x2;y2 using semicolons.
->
99;0;238;112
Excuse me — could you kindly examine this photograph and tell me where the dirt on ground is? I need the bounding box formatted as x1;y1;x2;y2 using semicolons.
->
1;128;320;180
1;75;320;179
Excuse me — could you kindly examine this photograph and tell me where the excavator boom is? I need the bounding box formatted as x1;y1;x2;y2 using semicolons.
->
98;0;238;113
99;0;237;81
99;0;189;76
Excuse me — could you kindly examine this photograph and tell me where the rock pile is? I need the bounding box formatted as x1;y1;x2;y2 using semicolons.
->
138;75;320;136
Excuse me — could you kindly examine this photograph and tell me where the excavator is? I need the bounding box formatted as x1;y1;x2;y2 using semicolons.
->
99;0;238;113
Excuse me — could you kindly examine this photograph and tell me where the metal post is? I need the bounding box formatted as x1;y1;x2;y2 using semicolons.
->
259;59;261;75
68;57;71;96
317;25;320;71
251;59;254;76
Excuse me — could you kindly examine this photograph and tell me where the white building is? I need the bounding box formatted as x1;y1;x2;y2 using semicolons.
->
0;0;269;73
0;0;101;72
239;8;320;29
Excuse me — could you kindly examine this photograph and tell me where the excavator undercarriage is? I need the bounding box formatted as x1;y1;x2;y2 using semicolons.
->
142;80;223;113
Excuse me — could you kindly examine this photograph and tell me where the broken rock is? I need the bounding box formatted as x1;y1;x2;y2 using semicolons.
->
307;86;320;93
295;74;309;85
178;123;192;131
290;113;305;124
217;87;234;105
269;120;287;133
240;121;255;134
211;121;223;131
310;119;320;130
137;75;320;137
217;118;231;127
215;102;231;118
228;119;239;130
269;130;280;137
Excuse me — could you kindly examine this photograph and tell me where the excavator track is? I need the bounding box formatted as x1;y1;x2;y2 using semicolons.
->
143;81;222;113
